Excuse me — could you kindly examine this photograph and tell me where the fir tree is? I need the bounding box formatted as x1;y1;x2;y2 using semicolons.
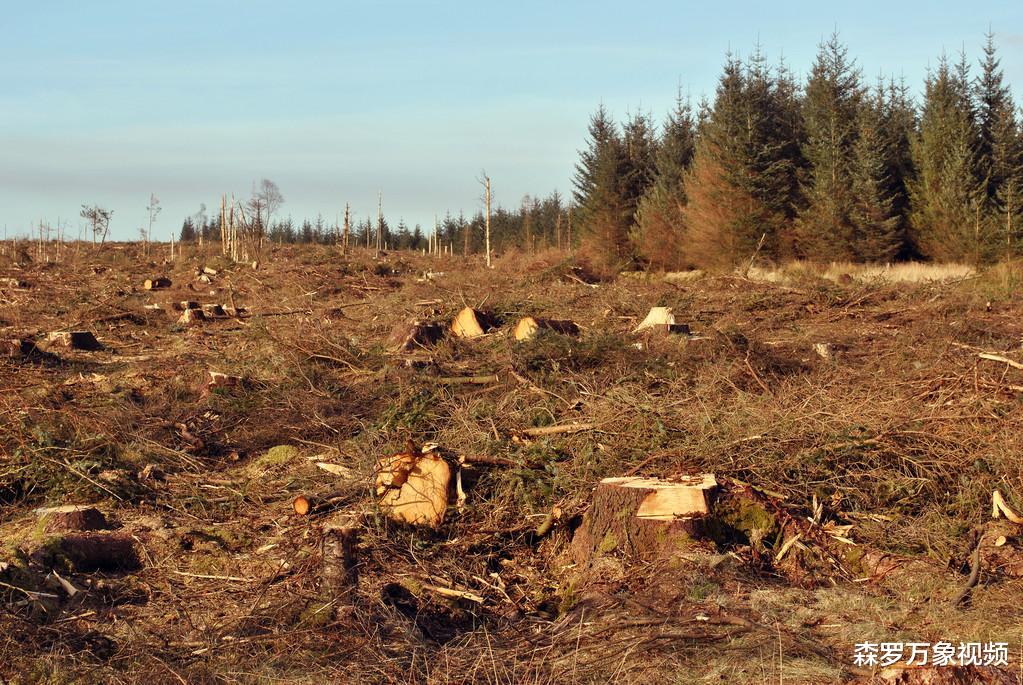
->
796;33;863;260
632;92;695;269
850;90;902;261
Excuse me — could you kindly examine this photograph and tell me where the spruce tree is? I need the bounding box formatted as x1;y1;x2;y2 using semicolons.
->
632;92;695;269
909;55;988;262
796;33;863;261
684;50;801;268
573;105;632;270
850;89;902;261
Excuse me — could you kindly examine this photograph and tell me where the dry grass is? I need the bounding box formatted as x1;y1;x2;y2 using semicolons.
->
2;243;1023;683
745;260;977;284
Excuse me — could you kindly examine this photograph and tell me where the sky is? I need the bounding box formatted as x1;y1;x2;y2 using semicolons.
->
1;1;1021;241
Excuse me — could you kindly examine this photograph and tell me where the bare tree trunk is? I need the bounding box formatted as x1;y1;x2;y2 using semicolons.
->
485;175;492;268
342;203;350;256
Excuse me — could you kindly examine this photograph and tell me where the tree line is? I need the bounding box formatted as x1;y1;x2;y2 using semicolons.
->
574;33;1022;270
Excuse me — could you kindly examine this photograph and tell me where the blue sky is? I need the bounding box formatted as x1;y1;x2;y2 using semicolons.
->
2;1;1021;240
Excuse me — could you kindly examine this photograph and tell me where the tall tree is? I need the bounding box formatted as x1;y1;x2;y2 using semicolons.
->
909;55;988;262
632;92;696;269
796;33;863;260
850;89;902;261
684;50;802;269
573;105;632;270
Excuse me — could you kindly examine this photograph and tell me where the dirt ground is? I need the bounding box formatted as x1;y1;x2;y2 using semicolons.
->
3;243;1023;684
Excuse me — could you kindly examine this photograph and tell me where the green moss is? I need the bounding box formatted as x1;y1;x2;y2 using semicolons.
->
250;445;299;472
598;530;619;553
707;497;778;551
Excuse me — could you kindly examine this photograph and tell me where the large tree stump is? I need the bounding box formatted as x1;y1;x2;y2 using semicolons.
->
390;320;445;351
572;475;717;564
32;532;141;573
632;307;690;335
375;448;451;527
450;307;494;338
36;505;110;534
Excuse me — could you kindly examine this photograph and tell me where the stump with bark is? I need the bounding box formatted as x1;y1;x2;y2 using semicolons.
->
450;307;495;338
513;317;580;341
45;330;102;351
390;320;445;351
32;532;141;573
572;475;718;564
144;277;171;290
375;447;452;527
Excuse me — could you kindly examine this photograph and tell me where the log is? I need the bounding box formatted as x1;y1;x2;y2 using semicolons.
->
979;352;1023;371
293;490;348;516
513;317;580;341
321;524;358;595
144;277;172;290
46;330;102;351
572;474;717;564
450;307;493;338
375;448;451;527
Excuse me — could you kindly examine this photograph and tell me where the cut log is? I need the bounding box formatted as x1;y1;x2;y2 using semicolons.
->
450;307;493;338
32;532;141;573
521;422;594;437
202;266;218;276
375;448;451;527
144;277;172;290
177;308;206;325
513;317;580;341
572;474;717;564
46;330;102;351
390;320;445;351
293;490;348;516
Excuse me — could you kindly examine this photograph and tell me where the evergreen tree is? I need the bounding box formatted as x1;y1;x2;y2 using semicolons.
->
796;33;863;260
572;105;632;269
850;89;902;261
179;218;196;242
684;50;802;268
632;92;695;269
909;55;988;262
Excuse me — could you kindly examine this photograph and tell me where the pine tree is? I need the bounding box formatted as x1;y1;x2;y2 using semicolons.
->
632;92;696;269
850;89;902;261
573;105;632;270
976;32;1023;254
909;55;988;262
796;33;863;260
684;50;801;268
878;77;916;252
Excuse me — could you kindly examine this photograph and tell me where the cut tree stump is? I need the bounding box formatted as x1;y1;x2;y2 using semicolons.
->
321;524;359;595
513;317;580;341
207;371;243;390
46;330;102;351
173;301;200;311
3;338;39;358
632;307;690;335
572;475;717;564
37;505;110;534
450;307;494;338
178;308;206;325
32;532;141;573
202;303;227;317
390;320;445;351
375;447;451;527
144;277;172;290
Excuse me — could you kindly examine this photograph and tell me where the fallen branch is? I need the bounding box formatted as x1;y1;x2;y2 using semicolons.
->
978;352;1023;371
437;375;500;385
952;531;982;606
521;422;595;437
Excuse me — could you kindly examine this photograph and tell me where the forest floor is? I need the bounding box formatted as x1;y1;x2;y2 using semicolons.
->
3;243;1023;684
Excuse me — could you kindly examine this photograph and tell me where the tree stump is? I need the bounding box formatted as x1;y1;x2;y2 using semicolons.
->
46;331;102;351
375;448;451;527
632;307;690;335
572;475;717;564
144;277;171;290
32;532;141;573
37;505;110;534
178;308;206;325
390;320;445;351
321;524;359;597
513;317;579;341
450;307;494;338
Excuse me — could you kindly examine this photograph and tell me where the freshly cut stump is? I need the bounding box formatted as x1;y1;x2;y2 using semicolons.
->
178;308;206;325
46;330;102;351
375;449;451;528
572;475;717;564
144;277;171;290
632;306;690;335
513;317;579;341
450;307;493;338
